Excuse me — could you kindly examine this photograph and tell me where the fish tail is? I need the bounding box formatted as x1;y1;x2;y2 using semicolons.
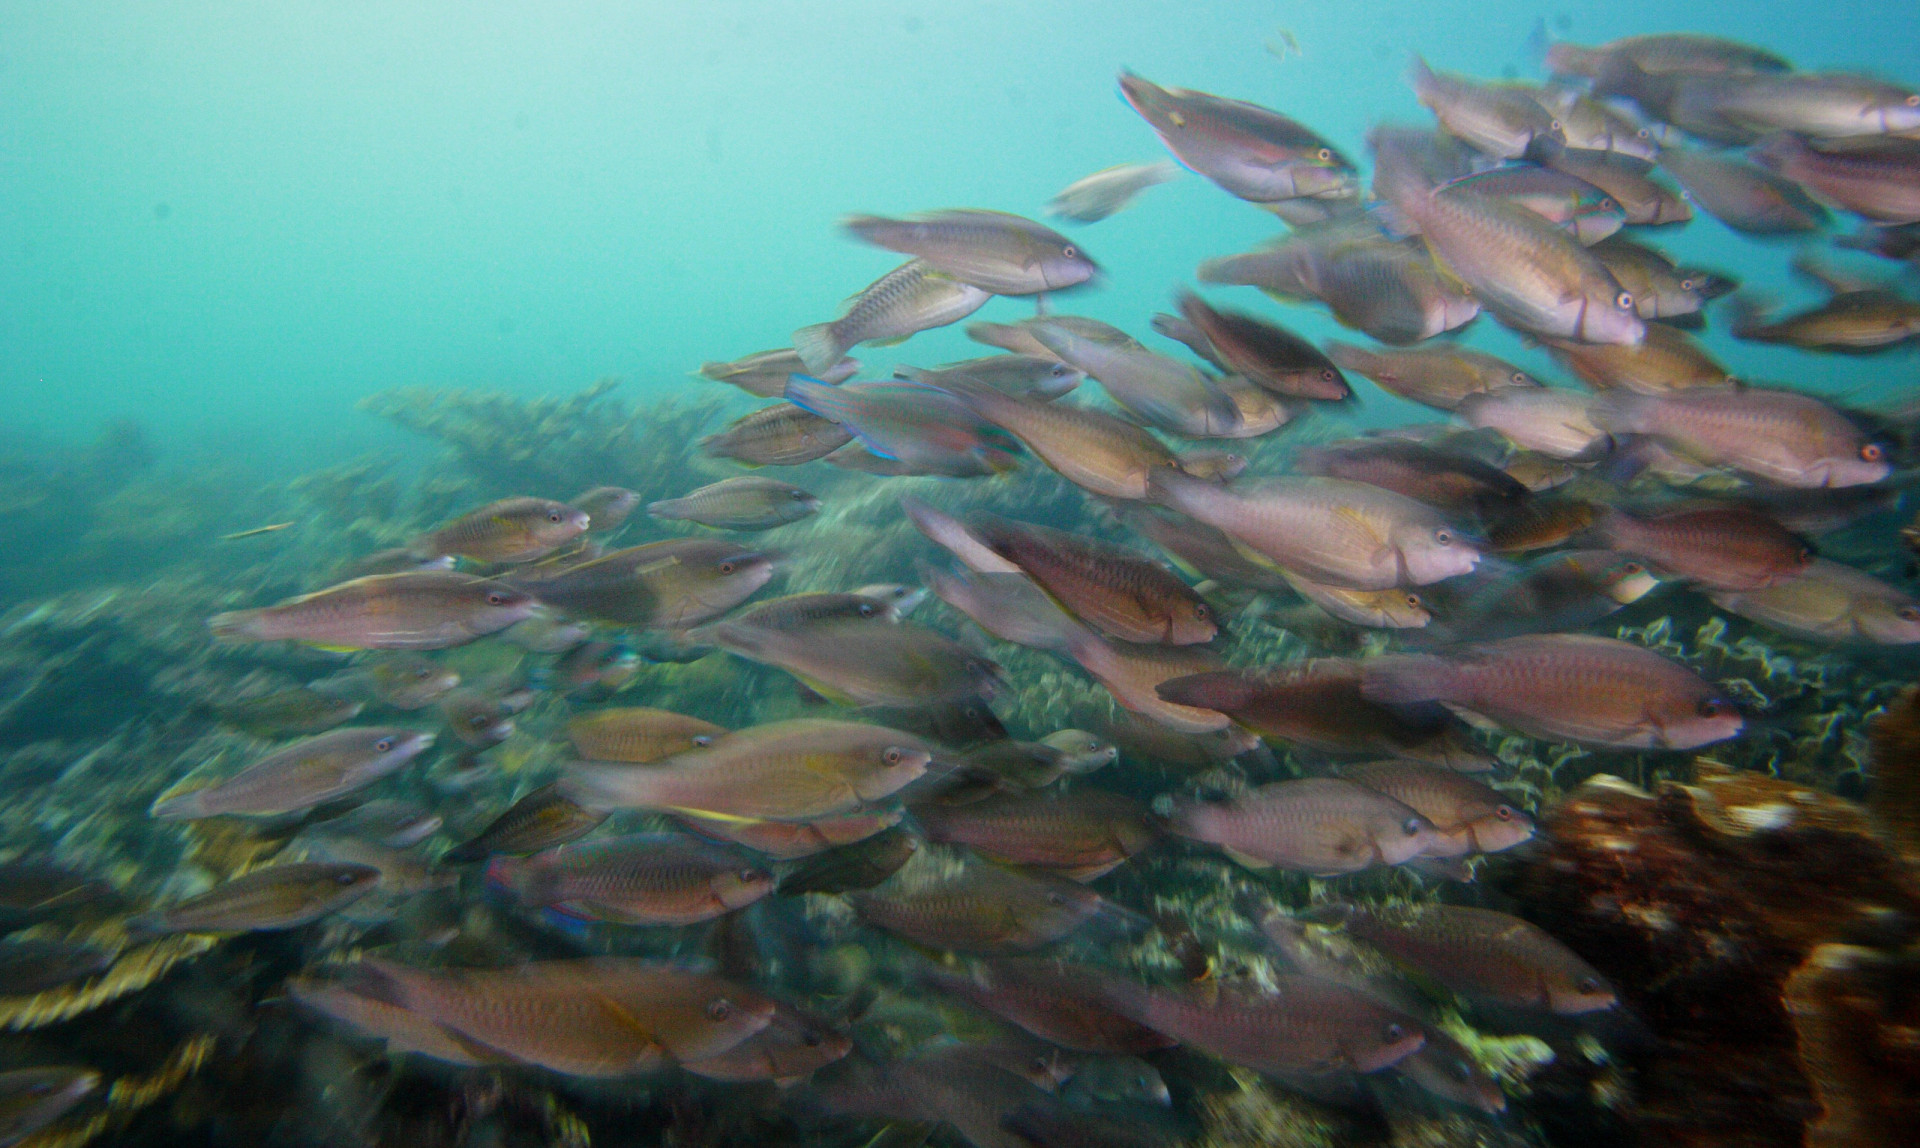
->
645;497;686;521
1405;54;1437;100
1358;654;1462;706
206;610;264;643
1724;294;1770;339
791;325;846;376
148;788;210;820
1323;341;1381;375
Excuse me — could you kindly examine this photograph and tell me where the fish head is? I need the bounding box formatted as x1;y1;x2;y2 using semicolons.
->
1398;1038;1507;1112
1466;801;1537;853
373;729;437;765
1343;1014;1427;1073
1678;267;1739;302
1031;360;1086;399
1600;558;1661;605
1873;90;1920;135
1578;284;1648;346
1374;809;1442;867
1660;692;1746;749
712;863;776;910
1859;599;1920;646
856;745;933;801
1384;588;1434;628
1167;598;1220;645
1397;522;1484;585
1817;440;1894;488
377;656;463;709
1041;729;1119;774
1544;967;1618;1014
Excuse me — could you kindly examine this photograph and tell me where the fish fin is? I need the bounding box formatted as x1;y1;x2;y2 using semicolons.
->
792;325;845;376
1404;855;1476;882
302;643;364;654
792;672;860;706
1222;847;1274;870
1653;312;1706;331
866;336;912;348
658;805;773;827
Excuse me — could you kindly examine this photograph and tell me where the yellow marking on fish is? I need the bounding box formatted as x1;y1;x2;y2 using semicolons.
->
635;557;685;577
659;805;768;826
220;522;295;541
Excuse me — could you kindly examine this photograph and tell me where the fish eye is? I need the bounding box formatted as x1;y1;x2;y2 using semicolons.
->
857;602;876;617
1623;562;1643;575
738;868;762;883
1062;245;1078;259
1451;1061;1472;1081
1383;1022;1406;1041
1192;603;1210;619
693;735;714;747
1698;698;1726;718
1402;817;1423;836
883;747;904;765
1316;147;1332;162
1434;529;1453;546
1046;891;1069;906
1862;443;1886;462
717;561;736;574
374;737;394;752
1495;804;1515;821
1637;127;1652;139
1321;368;1336;381
487;591;508;605
1548;119;1563;132
792;489;809;500
706;999;733;1021
1510;371;1527;384
1405;593;1422;608
547;510;562;523
1899;605;1920;621
1907;94;1920;107
802;1030;824;1047
1600;197;1617;210
1578;976;1602;993
335;871;360;886
1680;277;1697;291
1615;290;1634;309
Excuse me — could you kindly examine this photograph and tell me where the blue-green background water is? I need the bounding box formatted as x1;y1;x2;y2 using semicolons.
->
2;1;1915;474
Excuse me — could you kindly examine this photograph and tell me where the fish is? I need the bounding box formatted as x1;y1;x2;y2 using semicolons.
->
1150;311;1228;370
339;547;458;579
1750;133;1920;224
1542;147;1691;226
1118;72;1357;203
1543;325;1734;393
1597;504;1813;590
1528;85;1660;161
957;731;1118;792
699;402;853;466
1062;631;1231;734
209;571;540;650
1372;132;1643;346
214;687;365;737
923;961;1177;1054
922;562;1089;653
1046;161;1180;223
697;348;859;398
680;1000;852;1084
293;835;454;903
510;539;776;628
1730;287;1920;353
1454;387;1607;460
915;789;1156;880
131;862;383;935
703;614;999;708
1408;57;1564;160
436;687;517;749
0;939;114;995
1318;903;1616;1014
849;863;1112;953
563;718;932;822
413;497;591;564
1423;549;1658;642
969;515;1216;645
1175;293;1351;401
775;824;921;891
549;640;640;696
1656;145;1829;233
1098;976;1426;1075
1440;163;1628;244
842;210;1098;295
1546;34;1790;83
930;376;1182;500
0;862;116;923
220;522;295;541
151;727;434;819
792;259;993;374
442;783;608;863
1672;71;1920;141
785;376;1020;474
566;707;728;762
1590;385;1892;488
1395;1026;1508;1113
894;355;1085;401
1200;231;1480;345
1335;760;1535;857
1116;504;1293;593
1278;568;1435;630
312;653;463;710
1362;633;1744;749
1325;342;1541;411
0;1067;100;1146
647;476;821;531
813;1045;1056;1148
1146;469;1480;590
1590;234;1736;324
1086;711;1262;769
305;798;443;849
1292;439;1529;521
1026;317;1242;436
1707;558;1920;645
486;833;772;925
1168;777;1440;874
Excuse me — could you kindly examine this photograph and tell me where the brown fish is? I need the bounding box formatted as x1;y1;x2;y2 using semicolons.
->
442;783;608;864
313;653;462;710
1731;287;1920;353
843;210;1099;295
698;348;858;398
1543;147;1691;225
647;477;820;531
1099;976;1426;1075
682;807;905;861
1321;904;1616;1014
415;497;591;564
1325;342;1540;411
792;258;993;374
924;960;1177;1054
681;1001;852;1084
775;824;921;891
971;515;1215;645
1408;57;1563;160
1118;72;1358;204
511;539;776;628
1598;504;1812;590
1707;558;1920;646
915;789;1156;880
1176;293;1351;401
151;727;434;819
568;486;642;532
1155;662;1483;765
896;354;1085;401
1547;34;1790;82
1169;777;1440;874
1656;145;1828;233
1201;231;1480;346
850;863;1111;953
214;687;364;737
1335;760;1534;857
1750;133;1920;225
1486;496;1597;553
1292;439;1529;520
1589;234;1737;323
702;616;999;708
700;402;853;466
1543;325;1733;393
486;834;772;925
1085;711;1263;769
1064;632;1231;734
1590;386;1891;488
209;571;539;650
567;708;728;763
132;862;382;934
933;376;1181;500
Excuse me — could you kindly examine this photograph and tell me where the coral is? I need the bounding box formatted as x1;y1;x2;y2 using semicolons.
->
1783;943;1920;1148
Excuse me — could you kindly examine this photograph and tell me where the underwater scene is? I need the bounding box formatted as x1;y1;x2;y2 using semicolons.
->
4;2;1920;1145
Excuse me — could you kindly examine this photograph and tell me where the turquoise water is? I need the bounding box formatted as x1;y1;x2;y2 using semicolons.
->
5;2;1914;472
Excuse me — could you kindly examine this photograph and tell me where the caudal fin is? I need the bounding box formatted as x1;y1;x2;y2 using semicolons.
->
207;610;263;644
791;324;846;376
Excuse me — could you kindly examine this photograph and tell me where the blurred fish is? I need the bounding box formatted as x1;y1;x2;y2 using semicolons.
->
1372;133;1643;345
293;835;454;903
1486;496;1598;553
1168;777;1439;874
1731;285;1920;353
564;718;932;822
0;861;115;923
776;825;921;892
924;961;1176;1054
1590;234;1736;323
214;686;364;737
1707;558;1920;645
1087;710;1262;769
1395;1026;1508;1113
1590;385;1891;487
1543;147;1691;225
843;210;1098;295
1117;505;1290;592
648;476;822;531
0;939;113;995
443;783;607;864
1175;293;1351;401
1119;72;1357;203
813;1045;1055;1148
1319;903;1616;1014
0;1067;100;1146
220;522;293;541
1147;470;1480;590
487;833;771;925
209;571;539;651
1544;325;1734;393
1200;231;1480;345
971;515;1215;645
306;798;442;849
1741;484;1902;537
1363;633;1744;749
957;731;1118;792
1546;34;1790;82
1425;549;1658;641
1409;57;1563;160
924;562;1090;653
681;1000;852;1084
1656;145;1829;233
549;639;641;697
1336;760;1534;857
703;615;1000;708
698;348;858;398
700;402;853;466
895;355;1085;401
1657;71;1920;142
1325;342;1540;411
567;707;727;763
414;497;591;564
1149;311;1229;370
1528;86;1660;161
152;727;433;819
438;687;518;749
793;259;993;374
1293;439;1528;521
340;547;458;579
1278;568;1434;629
1455;387;1607;460
786;376;1020;475
1598;504;1812;589
569;486;643;532
916;789;1156;880
1047;161;1180;223
312;652;462;710
1441;163;1628;244
1751;133;1920;224
850;864;1113;953
511;539;775;628
499;614;592;654
684;805;905;860
132;862;382;935
932;376;1182;500
1027;317;1241;436
1063;631;1231;734
1099;976;1426;1075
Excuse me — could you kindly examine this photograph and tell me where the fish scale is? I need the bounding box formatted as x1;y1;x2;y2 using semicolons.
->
974;517;1214;645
